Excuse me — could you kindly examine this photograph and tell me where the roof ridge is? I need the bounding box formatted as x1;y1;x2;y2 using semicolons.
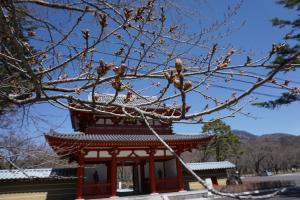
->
187;161;235;170
96;92;157;98
47;131;207;135
188;161;232;164
0;168;53;172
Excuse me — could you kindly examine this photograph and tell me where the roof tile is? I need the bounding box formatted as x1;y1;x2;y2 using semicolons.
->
88;93;165;109
0;168;76;180
187;161;236;170
46;132;210;142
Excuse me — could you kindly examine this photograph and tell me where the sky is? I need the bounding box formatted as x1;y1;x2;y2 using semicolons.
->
4;0;300;137
174;0;300;135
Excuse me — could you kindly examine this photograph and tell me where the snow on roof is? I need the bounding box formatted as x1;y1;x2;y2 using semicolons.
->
187;161;236;171
0;168;76;181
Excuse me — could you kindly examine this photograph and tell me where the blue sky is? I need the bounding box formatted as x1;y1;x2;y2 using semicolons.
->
174;0;300;135
5;0;300;137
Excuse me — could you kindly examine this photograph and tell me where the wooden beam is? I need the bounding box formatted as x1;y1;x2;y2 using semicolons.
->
149;148;157;194
110;149;117;197
176;147;184;192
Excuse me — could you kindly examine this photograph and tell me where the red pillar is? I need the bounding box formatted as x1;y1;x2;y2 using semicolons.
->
149;149;157;194
176;148;184;192
133;162;139;192
110;150;117;197
76;150;84;200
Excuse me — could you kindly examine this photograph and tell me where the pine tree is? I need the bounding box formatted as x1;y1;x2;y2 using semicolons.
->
0;5;35;118
254;0;300;109
272;0;300;65
202;120;242;162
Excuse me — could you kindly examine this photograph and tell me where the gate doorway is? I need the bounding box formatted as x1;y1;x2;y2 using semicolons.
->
117;161;143;196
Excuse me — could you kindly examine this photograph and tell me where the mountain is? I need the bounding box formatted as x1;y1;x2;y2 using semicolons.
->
256;133;300;146
233;130;300;150
183;129;299;173
232;130;299;141
232;130;300;173
232;130;257;140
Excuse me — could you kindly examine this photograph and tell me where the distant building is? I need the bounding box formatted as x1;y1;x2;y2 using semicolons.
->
0;168;77;200
184;161;236;190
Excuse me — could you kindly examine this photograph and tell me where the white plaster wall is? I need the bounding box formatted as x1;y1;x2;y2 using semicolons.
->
154;120;161;125
99;150;111;158
165;150;173;156
106;119;113;124
85;164;107;182
96;118;105;124
155;150;164;156
134;150;148;157
85;151;97;158
73;116;79;130
117;150;131;157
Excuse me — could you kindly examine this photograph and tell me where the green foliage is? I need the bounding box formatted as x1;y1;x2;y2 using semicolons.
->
0;6;36;116
253;92;300;109
277;0;300;8
201;120;242;161
254;0;300;109
272;0;300;64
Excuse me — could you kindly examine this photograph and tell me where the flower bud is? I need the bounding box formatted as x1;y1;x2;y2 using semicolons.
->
114;63;126;76
174;78;181;89
283;80;289;86
175;58;183;73
183;80;192;91
124;91;133;103
81;29;89;40
112;78;124;91
97;60;107;76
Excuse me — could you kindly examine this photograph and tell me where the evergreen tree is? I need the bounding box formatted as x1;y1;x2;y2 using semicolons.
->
0;5;35;119
253;92;300;109
272;0;300;65
254;0;300;109
202;120;242;162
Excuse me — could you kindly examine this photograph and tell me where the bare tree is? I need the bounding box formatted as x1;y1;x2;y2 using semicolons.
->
236;134;300;175
0;0;299;199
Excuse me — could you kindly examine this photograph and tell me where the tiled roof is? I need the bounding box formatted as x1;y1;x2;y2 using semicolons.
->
46;132;210;142
187;161;236;171
0;168;76;181
88;93;168;109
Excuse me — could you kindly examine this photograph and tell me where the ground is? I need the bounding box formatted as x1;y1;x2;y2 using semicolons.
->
219;172;300;200
244;172;300;185
98;173;300;200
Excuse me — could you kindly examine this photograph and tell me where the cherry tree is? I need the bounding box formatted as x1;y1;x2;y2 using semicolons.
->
0;0;299;198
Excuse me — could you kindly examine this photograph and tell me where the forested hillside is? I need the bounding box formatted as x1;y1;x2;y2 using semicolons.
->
182;130;300;175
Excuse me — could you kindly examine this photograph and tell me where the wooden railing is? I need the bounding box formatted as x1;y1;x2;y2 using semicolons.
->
84;181;111;197
156;177;179;192
143;177;179;193
85;126;172;135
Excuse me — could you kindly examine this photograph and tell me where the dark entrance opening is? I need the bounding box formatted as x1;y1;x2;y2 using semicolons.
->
117;161;144;196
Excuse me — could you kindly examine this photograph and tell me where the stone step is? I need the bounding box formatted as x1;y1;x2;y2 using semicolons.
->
92;190;208;200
